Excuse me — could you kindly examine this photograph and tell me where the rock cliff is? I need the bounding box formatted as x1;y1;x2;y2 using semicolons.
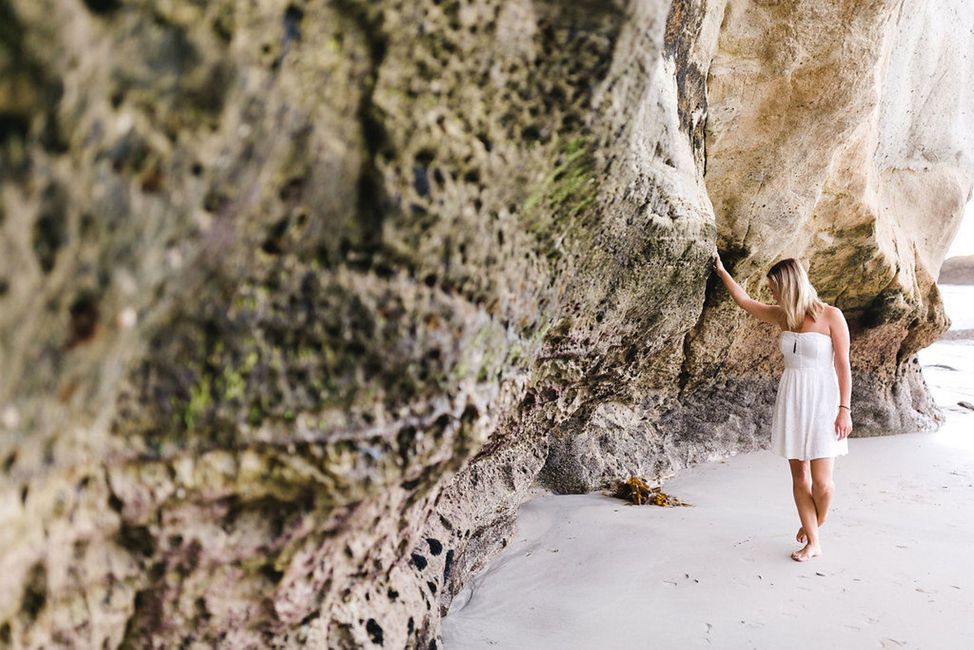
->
939;255;974;284
0;0;971;647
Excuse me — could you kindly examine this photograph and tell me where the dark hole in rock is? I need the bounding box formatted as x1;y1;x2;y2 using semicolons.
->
460;403;479;424
366;618;384;645
387;587;399;601
415;149;435;166
278;176;304;202
625;345;637;364
81;0;121;14
21;562;47;622
260;563;285;584
522;124;542;141
67;291;100;348
79;212;97;238
212;14;233;42
202;186;229;213
443;548;454;582
195;596;210;620
262;217;290;254
397;425;417;467
118;525;156;557
414;166;431;197
410;552;427;570
426;538;443;555
282;4;305;47
432;413;451;439
0;114;30;143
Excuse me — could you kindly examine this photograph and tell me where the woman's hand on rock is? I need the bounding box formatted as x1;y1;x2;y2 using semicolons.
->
713;252;726;276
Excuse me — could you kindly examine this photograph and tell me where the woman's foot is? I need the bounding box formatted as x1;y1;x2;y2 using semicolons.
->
796;520;825;543
790;543;822;562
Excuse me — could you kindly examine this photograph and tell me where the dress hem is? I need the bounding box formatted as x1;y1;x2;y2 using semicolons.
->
774;449;849;461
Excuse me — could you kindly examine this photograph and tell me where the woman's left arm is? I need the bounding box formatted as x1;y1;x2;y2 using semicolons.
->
831;306;853;439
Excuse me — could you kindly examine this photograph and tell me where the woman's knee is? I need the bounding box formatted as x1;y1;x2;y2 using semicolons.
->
791;474;813;490
788;460;811;487
812;479;835;496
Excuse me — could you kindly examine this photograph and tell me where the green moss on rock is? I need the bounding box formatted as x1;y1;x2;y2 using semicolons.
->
521;135;598;262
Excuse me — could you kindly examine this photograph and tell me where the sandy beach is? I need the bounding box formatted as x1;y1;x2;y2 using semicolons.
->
442;286;974;649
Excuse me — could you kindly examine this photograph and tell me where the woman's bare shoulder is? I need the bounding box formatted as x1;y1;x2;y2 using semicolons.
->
822;303;845;318
821;303;848;331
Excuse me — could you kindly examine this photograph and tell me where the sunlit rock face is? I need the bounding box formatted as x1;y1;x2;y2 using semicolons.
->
0;0;971;647
695;0;974;437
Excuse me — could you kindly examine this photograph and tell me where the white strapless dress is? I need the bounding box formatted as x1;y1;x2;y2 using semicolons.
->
770;331;849;460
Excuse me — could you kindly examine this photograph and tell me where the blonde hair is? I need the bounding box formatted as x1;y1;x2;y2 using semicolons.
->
766;258;827;331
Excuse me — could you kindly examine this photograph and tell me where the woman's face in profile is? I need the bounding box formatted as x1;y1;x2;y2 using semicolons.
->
766;277;780;302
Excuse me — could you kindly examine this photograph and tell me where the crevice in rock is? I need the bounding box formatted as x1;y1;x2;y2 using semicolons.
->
331;0;393;272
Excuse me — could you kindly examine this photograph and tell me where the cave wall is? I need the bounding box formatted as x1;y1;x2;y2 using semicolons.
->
0;0;972;647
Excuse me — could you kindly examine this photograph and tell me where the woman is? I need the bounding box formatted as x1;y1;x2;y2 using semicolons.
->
712;253;853;562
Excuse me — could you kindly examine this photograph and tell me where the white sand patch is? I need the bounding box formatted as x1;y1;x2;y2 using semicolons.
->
443;422;974;648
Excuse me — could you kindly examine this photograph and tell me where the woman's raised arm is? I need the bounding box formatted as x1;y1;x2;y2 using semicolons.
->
713;253;783;325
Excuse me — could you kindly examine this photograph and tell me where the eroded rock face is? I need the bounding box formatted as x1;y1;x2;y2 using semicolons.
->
0;0;971;647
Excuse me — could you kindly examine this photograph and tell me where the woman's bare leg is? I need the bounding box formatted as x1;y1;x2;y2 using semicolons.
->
788;459;821;561
797;456;836;543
